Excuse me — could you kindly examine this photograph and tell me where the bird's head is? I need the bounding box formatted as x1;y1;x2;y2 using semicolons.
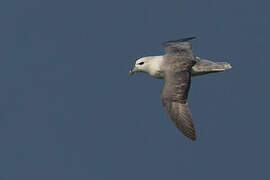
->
129;57;150;75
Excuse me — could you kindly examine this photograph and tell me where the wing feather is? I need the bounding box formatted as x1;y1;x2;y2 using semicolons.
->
160;38;197;140
162;37;196;56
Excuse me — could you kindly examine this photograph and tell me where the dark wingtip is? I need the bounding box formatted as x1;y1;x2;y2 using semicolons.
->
191;136;196;141
162;37;197;47
179;36;197;42
187;133;196;141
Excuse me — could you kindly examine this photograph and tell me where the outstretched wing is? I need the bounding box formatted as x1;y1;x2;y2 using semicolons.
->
162;37;196;56
160;37;197;140
161;70;196;140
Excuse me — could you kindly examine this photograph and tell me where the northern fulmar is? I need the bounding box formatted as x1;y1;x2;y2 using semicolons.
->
129;37;231;140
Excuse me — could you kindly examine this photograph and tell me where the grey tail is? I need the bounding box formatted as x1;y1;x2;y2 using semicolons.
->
191;58;232;76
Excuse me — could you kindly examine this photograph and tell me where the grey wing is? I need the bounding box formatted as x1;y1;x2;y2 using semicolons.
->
161;70;196;140
162;37;196;56
160;38;197;140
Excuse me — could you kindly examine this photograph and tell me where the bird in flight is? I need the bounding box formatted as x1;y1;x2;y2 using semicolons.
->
129;37;231;140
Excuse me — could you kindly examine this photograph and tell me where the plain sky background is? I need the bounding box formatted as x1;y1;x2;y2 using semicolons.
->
0;0;269;179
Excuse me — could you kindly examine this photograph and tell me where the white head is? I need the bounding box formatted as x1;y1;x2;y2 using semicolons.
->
129;56;164;78
129;57;151;74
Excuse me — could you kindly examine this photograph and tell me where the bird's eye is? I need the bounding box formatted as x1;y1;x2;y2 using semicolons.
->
138;62;144;65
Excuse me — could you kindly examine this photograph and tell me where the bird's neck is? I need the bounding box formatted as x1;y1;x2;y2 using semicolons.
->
147;56;164;79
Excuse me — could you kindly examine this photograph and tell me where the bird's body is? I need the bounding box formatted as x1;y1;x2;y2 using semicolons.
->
129;37;231;140
133;55;231;78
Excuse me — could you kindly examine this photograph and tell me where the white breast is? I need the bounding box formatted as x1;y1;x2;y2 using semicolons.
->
148;56;164;79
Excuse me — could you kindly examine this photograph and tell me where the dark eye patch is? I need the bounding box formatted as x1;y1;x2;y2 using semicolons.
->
138;62;144;65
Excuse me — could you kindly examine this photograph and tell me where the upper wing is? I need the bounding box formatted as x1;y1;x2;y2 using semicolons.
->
161;70;196;140
162;37;196;56
160;38;197;140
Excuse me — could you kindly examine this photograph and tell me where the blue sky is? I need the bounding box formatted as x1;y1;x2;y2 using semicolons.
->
0;0;269;179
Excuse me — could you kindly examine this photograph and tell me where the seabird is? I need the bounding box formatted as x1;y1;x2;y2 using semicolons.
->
129;37;231;140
